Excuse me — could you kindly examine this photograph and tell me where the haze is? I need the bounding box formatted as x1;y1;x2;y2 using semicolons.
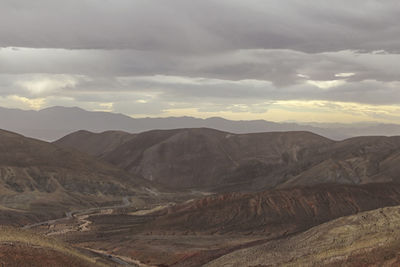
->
1;0;400;124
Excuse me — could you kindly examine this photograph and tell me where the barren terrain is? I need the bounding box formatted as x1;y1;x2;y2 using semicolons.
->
3;128;400;266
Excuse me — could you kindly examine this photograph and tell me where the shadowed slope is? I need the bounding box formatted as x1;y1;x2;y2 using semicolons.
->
102;128;332;189
54;130;135;157
57;128;400;191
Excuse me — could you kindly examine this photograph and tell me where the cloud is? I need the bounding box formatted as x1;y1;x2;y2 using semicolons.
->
1;0;400;54
0;95;45;110
3;48;400;86
306;80;346;89
3;71;400;110
15;74;78;96
335;73;355;78
1;1;400;123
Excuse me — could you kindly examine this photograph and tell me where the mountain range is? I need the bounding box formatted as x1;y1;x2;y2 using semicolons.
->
2;118;400;265
2;106;400;141
56;128;400;192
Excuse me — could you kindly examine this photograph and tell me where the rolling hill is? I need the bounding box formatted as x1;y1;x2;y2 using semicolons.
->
27;127;400;266
56;128;400;192
0;129;155;225
56;128;332;190
0;226;111;266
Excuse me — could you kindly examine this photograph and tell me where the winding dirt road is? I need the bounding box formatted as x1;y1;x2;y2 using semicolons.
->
23;197;131;229
22;197;137;266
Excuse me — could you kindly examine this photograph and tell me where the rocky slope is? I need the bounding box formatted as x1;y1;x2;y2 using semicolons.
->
205;205;400;267
0;129;154;224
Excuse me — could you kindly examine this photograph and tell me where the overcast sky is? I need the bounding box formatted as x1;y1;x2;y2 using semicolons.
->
1;0;400;123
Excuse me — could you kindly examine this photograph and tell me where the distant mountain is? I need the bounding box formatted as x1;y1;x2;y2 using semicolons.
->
0;129;155;224
4;106;400;141
305;121;400;139
0;106;136;141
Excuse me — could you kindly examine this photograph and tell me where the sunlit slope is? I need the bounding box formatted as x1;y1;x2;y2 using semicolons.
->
206;205;400;266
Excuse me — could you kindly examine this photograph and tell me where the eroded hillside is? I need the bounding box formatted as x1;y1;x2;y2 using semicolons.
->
205;205;400;266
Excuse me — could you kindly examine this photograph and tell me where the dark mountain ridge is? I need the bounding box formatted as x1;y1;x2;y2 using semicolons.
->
56;128;400;192
56;128;333;190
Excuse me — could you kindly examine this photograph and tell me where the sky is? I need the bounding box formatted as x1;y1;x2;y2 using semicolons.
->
1;0;400;123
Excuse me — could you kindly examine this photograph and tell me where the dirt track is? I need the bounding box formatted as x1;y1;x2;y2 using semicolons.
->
23;197;131;230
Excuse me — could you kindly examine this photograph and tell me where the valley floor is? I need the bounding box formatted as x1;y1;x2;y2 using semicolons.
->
19;194;400;267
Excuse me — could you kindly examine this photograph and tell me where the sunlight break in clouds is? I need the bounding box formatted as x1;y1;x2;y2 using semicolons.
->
15;75;79;96
306;80;347;89
5;95;45;110
335;73;355;78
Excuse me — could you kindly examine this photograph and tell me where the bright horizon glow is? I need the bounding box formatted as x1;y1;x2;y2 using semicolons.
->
159;100;400;124
6;101;398;125
1;101;400;125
